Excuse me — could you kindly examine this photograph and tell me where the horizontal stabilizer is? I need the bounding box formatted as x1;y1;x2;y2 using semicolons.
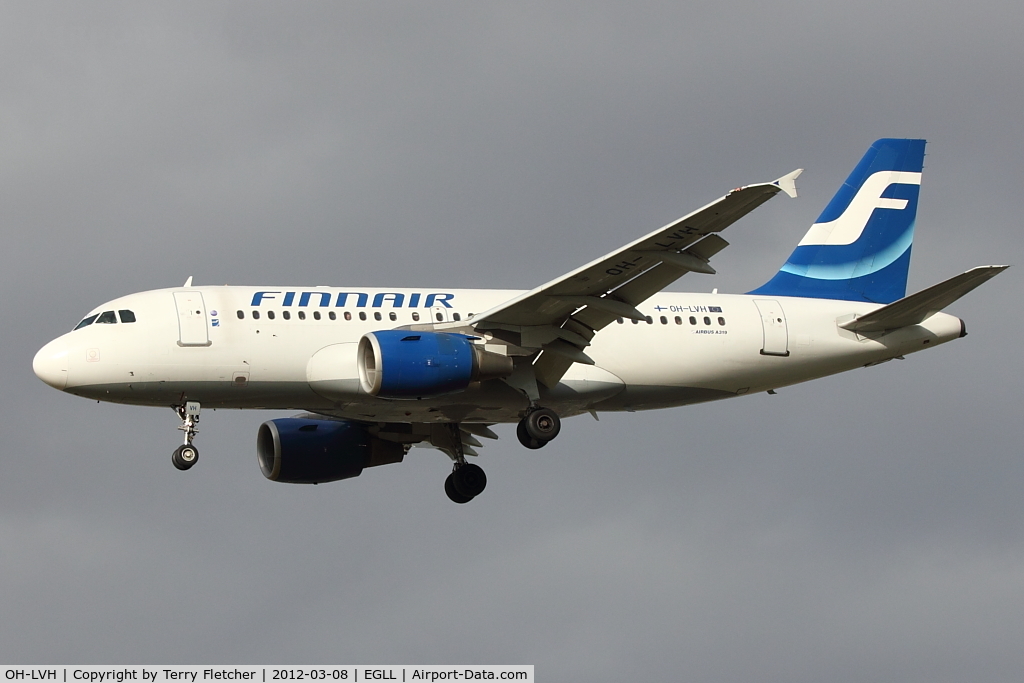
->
839;265;1008;333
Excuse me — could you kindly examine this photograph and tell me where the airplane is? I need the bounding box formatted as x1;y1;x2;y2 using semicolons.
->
32;138;1006;503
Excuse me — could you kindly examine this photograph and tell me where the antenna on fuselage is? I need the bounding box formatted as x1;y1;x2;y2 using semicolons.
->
183;276;193;287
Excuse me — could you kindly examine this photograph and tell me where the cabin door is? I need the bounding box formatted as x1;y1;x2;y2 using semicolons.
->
174;291;211;347
753;299;789;357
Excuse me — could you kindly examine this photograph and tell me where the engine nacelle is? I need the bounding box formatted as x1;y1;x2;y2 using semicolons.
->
357;330;513;399
257;417;405;484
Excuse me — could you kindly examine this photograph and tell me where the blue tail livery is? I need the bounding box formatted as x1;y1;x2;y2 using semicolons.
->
751;138;926;303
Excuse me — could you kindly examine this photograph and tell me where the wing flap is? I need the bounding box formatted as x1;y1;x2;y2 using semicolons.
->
839;265;1008;333
685;233;730;261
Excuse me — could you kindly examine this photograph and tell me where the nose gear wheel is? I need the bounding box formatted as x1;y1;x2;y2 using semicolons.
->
172;444;199;470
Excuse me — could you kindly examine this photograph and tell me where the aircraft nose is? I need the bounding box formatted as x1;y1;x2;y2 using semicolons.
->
33;338;69;390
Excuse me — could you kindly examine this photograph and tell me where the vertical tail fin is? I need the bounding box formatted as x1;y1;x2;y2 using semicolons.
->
750;138;926;304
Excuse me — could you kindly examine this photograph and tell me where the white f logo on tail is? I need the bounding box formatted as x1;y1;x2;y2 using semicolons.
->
797;170;922;247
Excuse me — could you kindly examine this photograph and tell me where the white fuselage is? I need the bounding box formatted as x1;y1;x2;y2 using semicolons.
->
33;285;964;424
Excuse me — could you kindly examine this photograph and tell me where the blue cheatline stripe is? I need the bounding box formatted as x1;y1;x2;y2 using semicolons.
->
753;248;913;304
779;222;915;280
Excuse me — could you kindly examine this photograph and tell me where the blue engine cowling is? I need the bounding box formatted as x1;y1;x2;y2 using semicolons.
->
257;417;405;484
357;330;513;399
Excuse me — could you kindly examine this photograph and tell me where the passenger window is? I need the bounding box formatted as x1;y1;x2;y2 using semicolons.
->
359;312;367;321
412;312;420;322
313;311;321;320
282;311;291;320
74;314;99;330
96;310;117;324
674;316;682;325
659;316;667;325
253;311;260;320
389;312;397;321
453;313;461;322
435;312;443;322
236;311;244;320
298;311;306;320
329;311;336;320
718;317;726;326
616;318;623;324
374;312;382;321
344;311;352;321
645;316;653;324
268;311;276;320
631;318;638;325
689;316;696;325
703;316;711;325
118;310;136;323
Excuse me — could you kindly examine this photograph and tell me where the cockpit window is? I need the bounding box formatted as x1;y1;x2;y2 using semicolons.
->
95;310;117;324
74;314;99;330
118;310;136;323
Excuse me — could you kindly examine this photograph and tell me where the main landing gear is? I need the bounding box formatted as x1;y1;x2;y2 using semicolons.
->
516;407;561;450
444;409;559;501
171;401;201;471
442;423;488;504
445;463;487;504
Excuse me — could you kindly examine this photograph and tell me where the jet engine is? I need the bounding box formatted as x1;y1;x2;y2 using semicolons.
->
357;330;513;399
257;417;405;484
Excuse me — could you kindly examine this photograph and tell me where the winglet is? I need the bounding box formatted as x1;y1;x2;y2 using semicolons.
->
773;169;802;198
183;276;194;287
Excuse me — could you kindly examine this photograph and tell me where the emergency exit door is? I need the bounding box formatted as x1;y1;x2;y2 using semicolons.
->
429;305;451;323
174;291;211;347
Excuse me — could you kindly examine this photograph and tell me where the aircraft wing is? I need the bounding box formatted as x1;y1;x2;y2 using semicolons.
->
469;170;802;387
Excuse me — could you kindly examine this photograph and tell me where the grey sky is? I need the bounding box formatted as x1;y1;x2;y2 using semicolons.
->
2;2;1022;680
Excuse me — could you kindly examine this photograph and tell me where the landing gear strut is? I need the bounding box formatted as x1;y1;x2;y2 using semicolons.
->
517;407;560;449
442;423;487;504
171;401;201;471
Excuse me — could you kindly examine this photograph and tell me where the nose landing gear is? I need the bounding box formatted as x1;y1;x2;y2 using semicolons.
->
171;401;201;471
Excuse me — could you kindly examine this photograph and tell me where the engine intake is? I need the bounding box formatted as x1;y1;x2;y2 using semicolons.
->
357;330;513;399
257;417;405;484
